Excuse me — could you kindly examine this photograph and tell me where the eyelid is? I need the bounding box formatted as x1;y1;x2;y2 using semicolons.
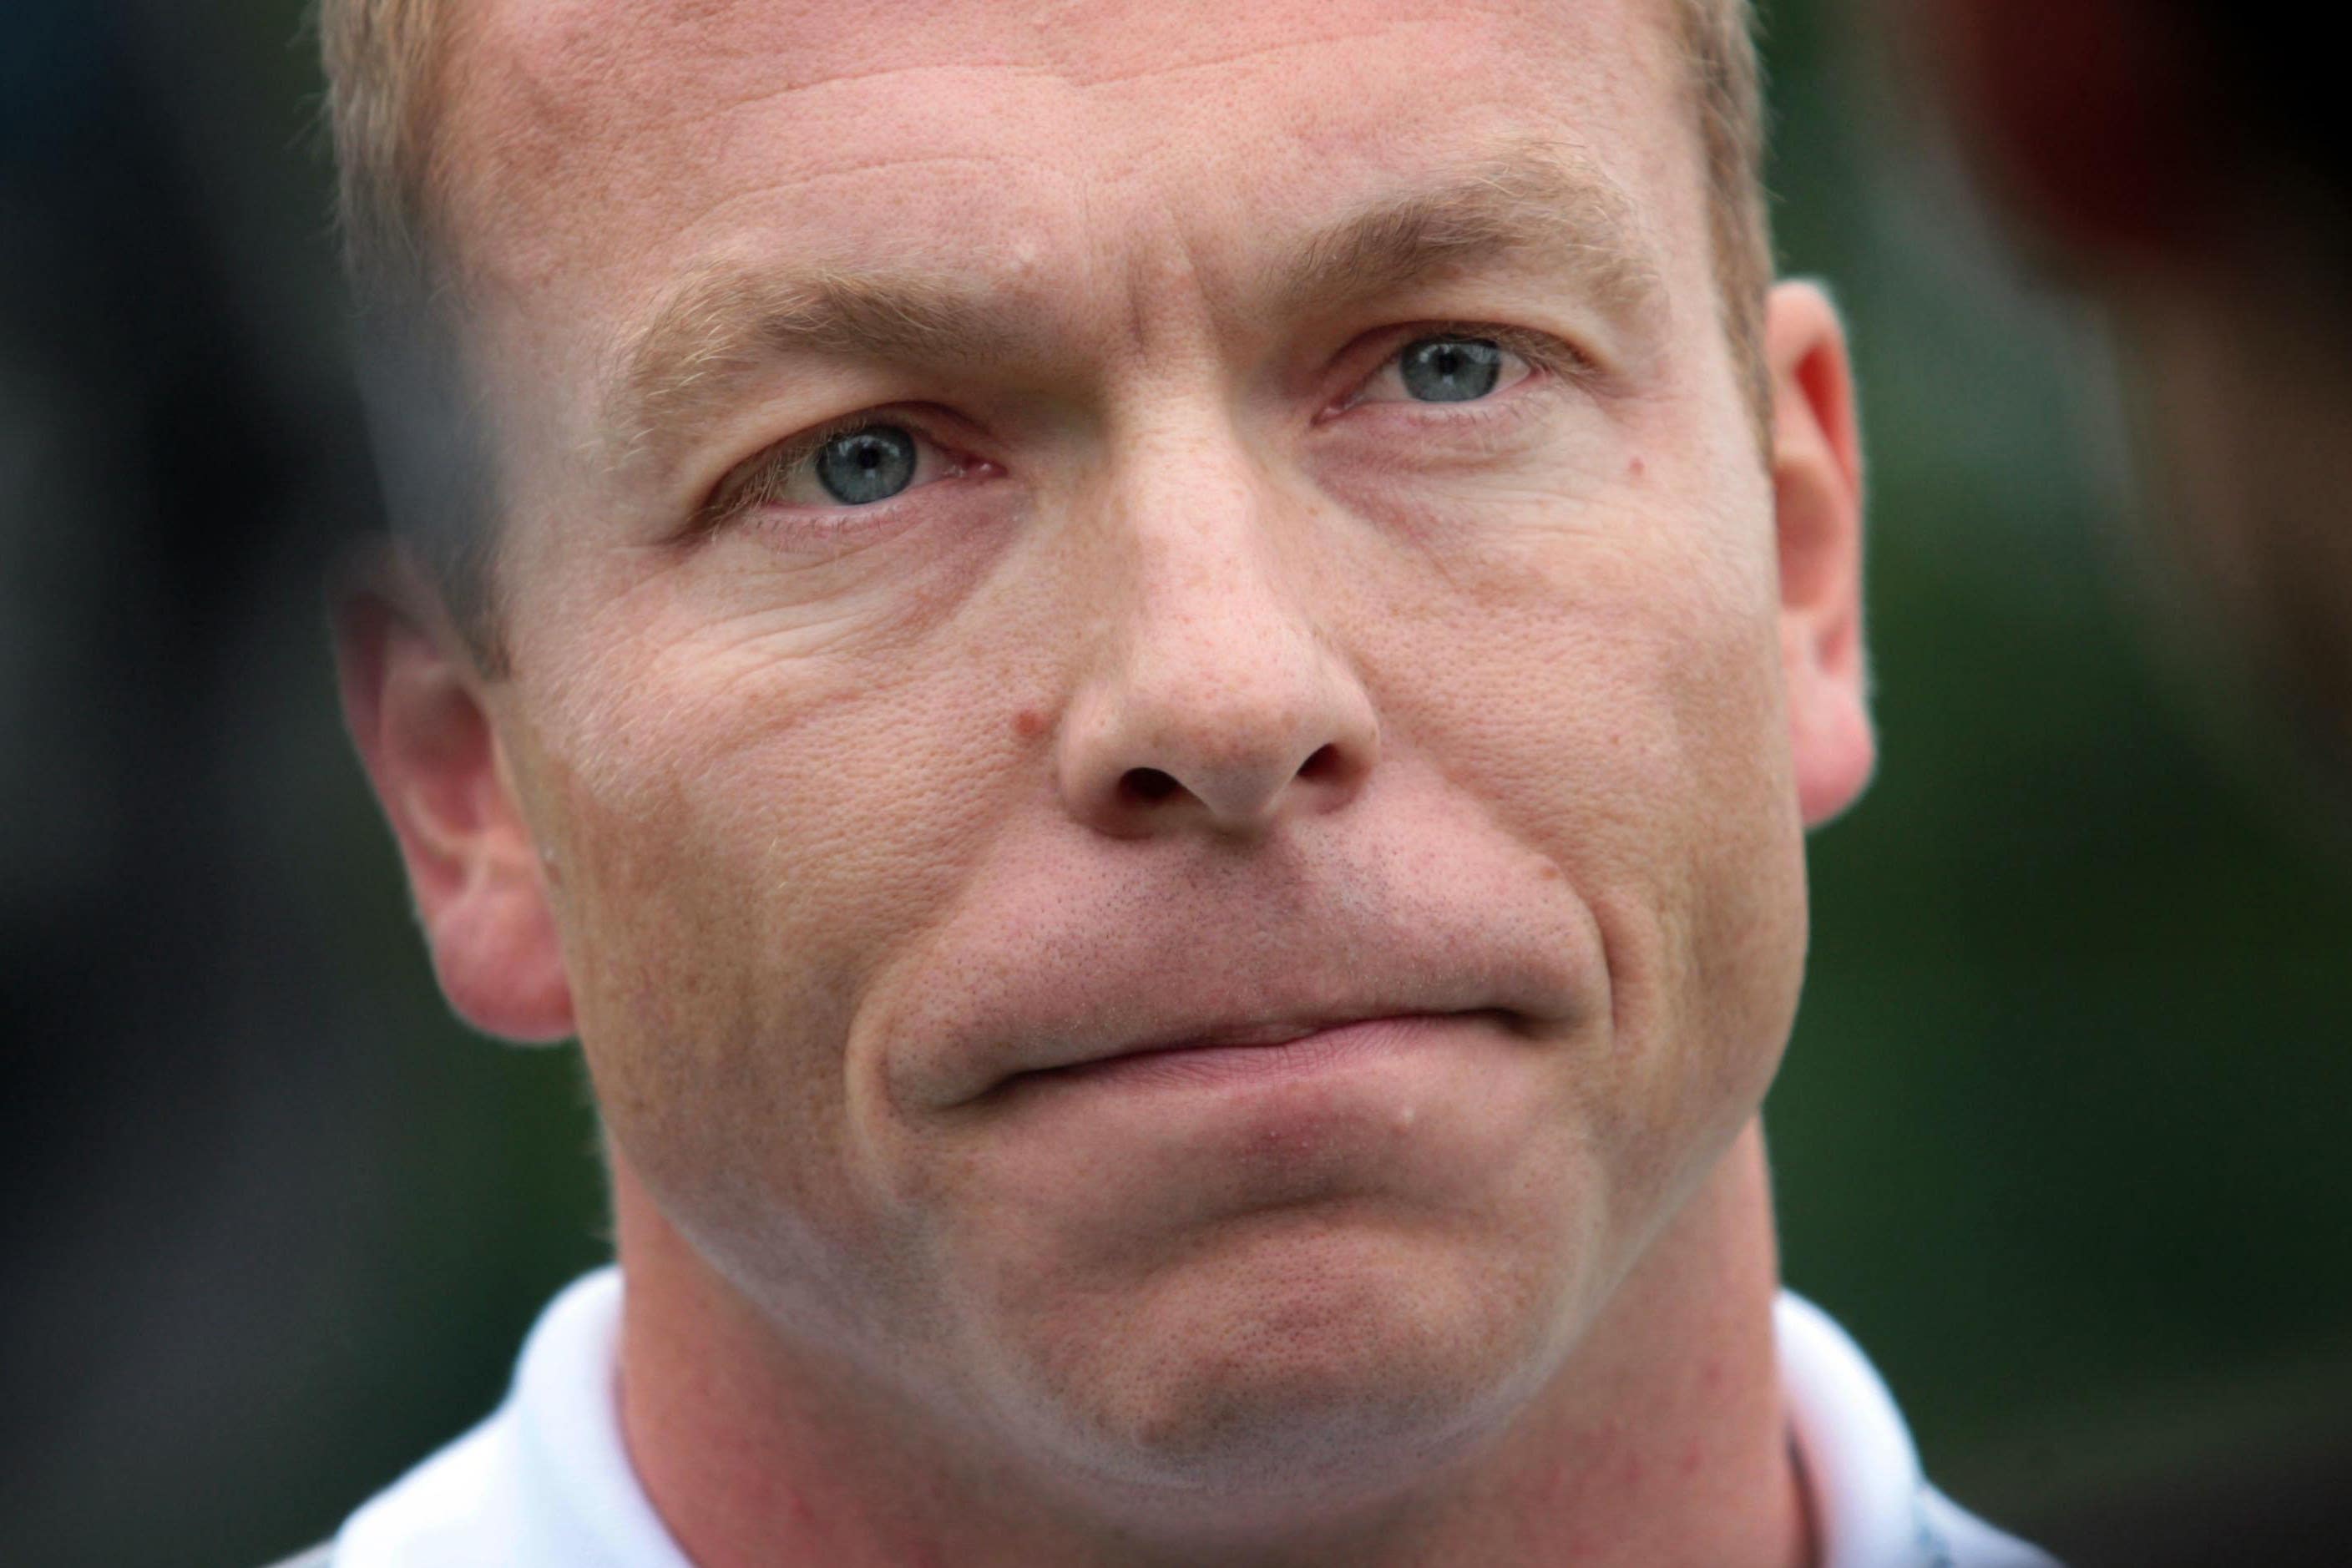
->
695;325;1582;529
1330;322;1587;417
696;410;953;531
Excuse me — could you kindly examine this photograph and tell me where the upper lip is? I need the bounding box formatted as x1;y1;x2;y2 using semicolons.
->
1027;1007;1458;1077
872;837;1591;1111
923;967;1551;1106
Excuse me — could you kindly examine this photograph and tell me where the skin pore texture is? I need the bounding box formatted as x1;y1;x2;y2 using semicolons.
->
334;0;1874;1564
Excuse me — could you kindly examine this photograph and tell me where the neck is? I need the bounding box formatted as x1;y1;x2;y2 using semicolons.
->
615;1120;1813;1568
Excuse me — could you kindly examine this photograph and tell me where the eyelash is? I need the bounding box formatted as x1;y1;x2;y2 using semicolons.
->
694;409;969;534
1353;322;1581;395
698;322;1583;533
1321;322;1584;443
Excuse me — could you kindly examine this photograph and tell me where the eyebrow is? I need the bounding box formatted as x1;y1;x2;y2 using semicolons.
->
610;265;1041;470
1276;144;1663;326
609;143;1665;473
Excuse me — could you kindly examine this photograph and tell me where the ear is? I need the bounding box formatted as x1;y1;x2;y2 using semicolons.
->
331;542;575;1042
1768;281;1876;828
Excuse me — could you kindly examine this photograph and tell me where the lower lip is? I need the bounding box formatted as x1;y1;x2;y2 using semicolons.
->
1029;1014;1470;1093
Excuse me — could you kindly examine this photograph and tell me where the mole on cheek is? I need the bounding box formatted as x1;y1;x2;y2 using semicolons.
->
1011;708;1047;740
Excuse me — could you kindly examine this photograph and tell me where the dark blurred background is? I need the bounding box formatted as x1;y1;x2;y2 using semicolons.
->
3;3;2347;1565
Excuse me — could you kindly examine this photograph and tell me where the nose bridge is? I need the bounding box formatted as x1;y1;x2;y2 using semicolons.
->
1055;409;1380;837
1123;418;1298;657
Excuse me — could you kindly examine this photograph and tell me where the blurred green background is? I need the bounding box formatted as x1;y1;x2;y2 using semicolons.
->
2;3;2346;1565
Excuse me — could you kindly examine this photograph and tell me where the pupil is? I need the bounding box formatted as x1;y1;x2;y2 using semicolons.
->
1399;336;1504;402
815;427;917;504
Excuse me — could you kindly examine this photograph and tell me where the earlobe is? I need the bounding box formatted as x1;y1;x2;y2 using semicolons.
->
1766;281;1877;828
332;544;576;1042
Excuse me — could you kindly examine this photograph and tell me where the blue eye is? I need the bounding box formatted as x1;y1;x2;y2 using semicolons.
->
1396;336;1505;402
812;426;918;505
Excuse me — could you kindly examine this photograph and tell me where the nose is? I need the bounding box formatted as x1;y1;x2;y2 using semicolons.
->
1055;445;1381;839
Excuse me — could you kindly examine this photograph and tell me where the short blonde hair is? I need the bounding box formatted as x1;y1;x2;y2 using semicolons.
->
319;0;458;311
1669;0;1773;429
318;0;1773;653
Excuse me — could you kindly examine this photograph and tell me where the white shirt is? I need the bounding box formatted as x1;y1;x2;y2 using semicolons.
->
324;1270;2058;1568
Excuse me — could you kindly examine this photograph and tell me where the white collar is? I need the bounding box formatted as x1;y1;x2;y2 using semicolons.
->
1774;1292;2056;1567
337;1270;686;1568
337;1269;2054;1567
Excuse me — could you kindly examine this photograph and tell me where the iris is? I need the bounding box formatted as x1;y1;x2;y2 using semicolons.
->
1398;336;1505;402
814;427;918;504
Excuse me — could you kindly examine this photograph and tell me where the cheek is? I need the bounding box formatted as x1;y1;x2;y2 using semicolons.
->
1354;477;1805;1175
508;609;1028;1254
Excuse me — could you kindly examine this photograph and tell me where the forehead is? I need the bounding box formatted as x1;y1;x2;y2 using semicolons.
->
440;0;1696;314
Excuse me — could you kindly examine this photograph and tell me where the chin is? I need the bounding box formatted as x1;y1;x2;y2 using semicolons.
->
974;1218;1585;1525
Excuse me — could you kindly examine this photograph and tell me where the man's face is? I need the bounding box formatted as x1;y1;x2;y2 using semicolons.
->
408;0;1857;1513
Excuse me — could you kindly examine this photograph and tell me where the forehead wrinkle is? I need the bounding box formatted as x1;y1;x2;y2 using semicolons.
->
1278;141;1667;330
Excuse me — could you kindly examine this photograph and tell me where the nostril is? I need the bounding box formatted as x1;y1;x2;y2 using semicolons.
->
1297;744;1340;781
1120;767;1180;804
